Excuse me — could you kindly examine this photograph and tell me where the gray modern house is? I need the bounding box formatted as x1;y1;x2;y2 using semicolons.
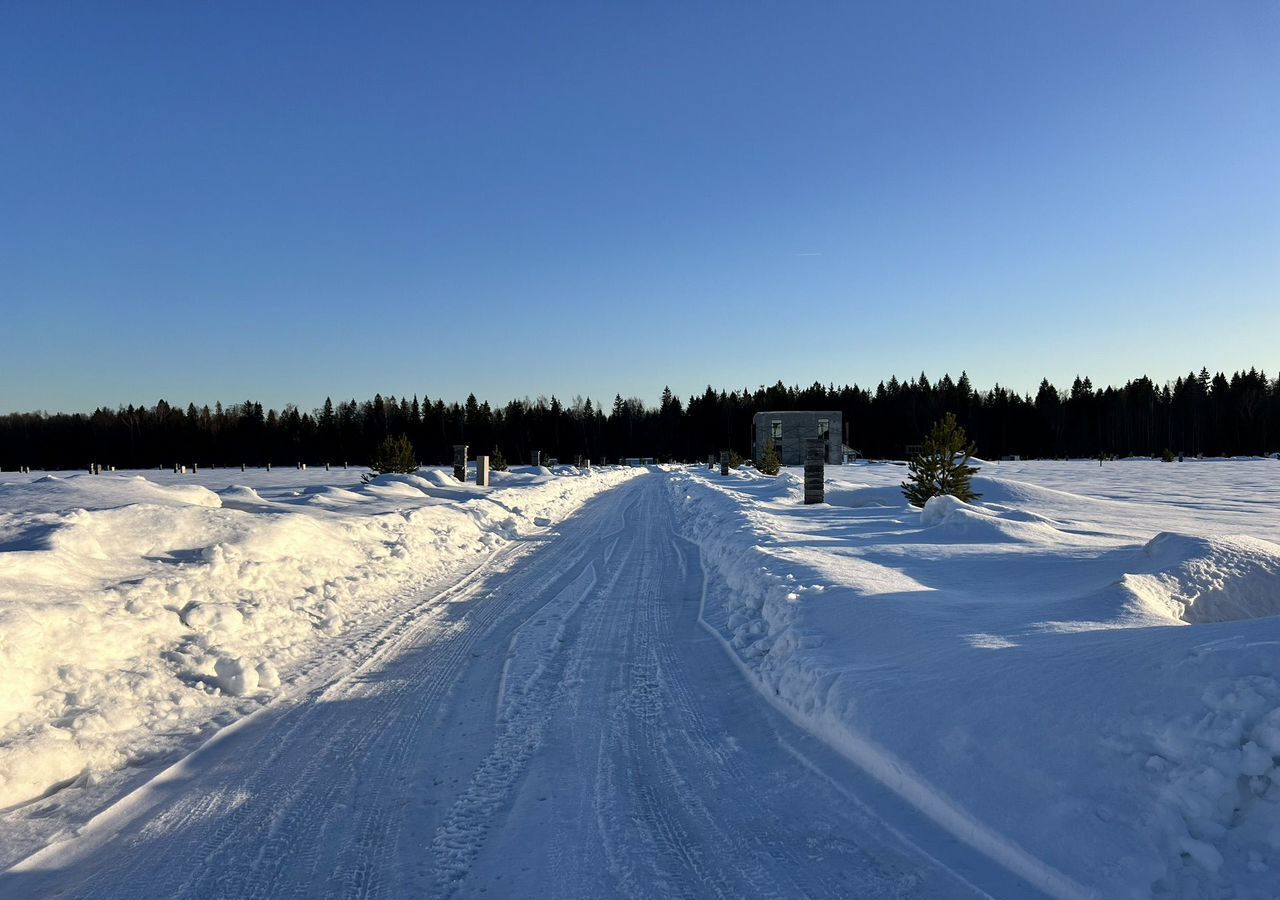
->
751;410;846;465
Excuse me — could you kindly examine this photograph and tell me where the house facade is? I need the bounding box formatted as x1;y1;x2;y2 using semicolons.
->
751;410;844;466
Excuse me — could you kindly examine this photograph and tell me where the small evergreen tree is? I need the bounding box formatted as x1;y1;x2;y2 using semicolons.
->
491;446;508;471
758;439;781;476
362;434;417;482
901;413;980;506
728;449;745;469
1161;448;1175;462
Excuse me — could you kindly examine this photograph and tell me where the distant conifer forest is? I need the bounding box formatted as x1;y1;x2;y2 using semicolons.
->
2;369;1278;470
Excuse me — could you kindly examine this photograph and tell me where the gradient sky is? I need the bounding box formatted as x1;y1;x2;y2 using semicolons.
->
2;2;1277;414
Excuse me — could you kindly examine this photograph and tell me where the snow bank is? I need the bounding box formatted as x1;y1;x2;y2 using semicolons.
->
1122;532;1280;624
668;460;1280;899
0;466;638;817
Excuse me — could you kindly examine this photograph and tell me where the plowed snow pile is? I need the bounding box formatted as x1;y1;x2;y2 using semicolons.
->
669;458;1280;900
0;465;638;825
1122;532;1280;624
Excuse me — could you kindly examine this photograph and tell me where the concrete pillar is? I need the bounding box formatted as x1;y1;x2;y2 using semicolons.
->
266;462;272;472
708;454;715;470
453;444;468;482
531;450;541;467
241;463;246;472
325;462;330;471
720;450;730;477
475;455;489;487
192;463;198;474
173;463;180;474
804;440;825;505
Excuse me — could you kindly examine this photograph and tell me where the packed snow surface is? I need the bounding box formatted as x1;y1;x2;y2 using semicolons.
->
3;457;1278;898
0;463;638;853
669;458;1280;899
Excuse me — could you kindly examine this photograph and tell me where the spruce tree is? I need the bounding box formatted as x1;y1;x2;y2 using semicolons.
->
758;439;782;476
363;434;417;482
491;446;508;471
901;413;980;506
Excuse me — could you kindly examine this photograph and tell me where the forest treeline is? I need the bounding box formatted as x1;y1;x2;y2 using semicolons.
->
2;368;1277;471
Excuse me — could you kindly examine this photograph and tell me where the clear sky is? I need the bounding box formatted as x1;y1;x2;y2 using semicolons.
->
2;2;1277;414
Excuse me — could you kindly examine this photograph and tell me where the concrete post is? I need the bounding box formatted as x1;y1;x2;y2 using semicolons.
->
266;462;271;472
720;450;730;476
192;463;198;474
241;463;246;472
325;462;330;471
804;440;825;505
453;444;468;482
475;455;490;487
531;450;541;468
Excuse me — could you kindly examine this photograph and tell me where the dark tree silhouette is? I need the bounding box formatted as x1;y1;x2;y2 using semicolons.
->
2;367;1277;471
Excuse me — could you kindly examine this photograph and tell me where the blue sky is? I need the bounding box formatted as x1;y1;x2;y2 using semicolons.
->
2;2;1277;413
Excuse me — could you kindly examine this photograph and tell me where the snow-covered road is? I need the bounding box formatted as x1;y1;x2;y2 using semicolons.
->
1;474;1039;899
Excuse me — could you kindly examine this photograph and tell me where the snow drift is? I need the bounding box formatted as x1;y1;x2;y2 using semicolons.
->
1120;532;1280;624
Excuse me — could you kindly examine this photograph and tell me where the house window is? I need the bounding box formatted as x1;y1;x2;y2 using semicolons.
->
817;418;830;441
771;420;782;440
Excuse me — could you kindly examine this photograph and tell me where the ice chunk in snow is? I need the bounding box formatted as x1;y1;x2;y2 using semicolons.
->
214;657;259;696
256;661;281;690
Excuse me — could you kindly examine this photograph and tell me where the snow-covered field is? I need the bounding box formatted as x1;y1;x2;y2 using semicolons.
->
668;458;1280;899
4;457;1277;897
0;463;638;863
